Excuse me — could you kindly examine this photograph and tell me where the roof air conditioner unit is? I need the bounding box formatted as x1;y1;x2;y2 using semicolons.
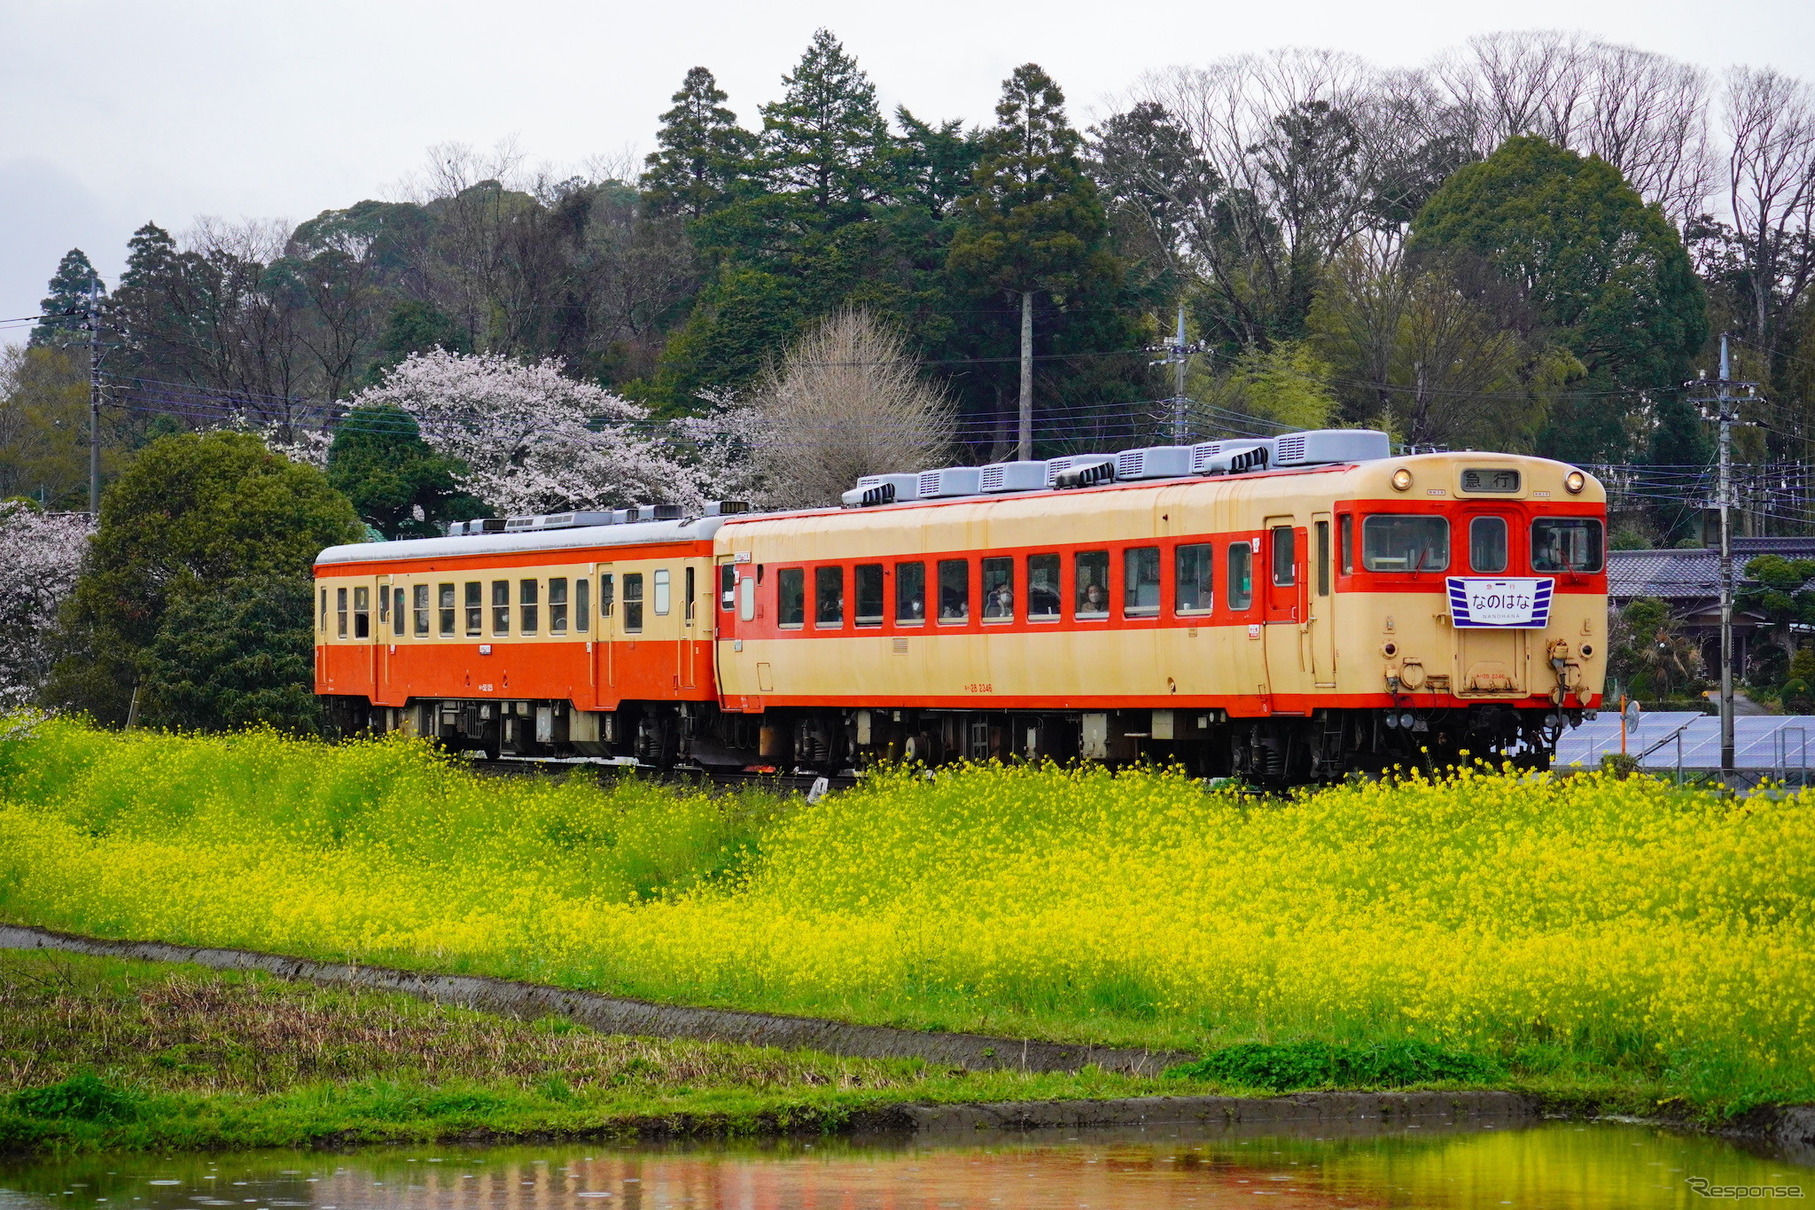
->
978;460;1047;493
538;511;615;529
1272;429;1391;467
478;518;508;533
1191;438;1275;475
504;516;537;532
446;520;469;536
916;467;983;498
855;472;921;502
1044;453;1117;487
1116;445;1194;481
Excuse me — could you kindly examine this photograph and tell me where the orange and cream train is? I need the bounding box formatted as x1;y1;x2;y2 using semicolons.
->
314;430;1607;783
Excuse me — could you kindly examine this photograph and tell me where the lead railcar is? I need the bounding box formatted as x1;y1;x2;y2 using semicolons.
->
314;429;1607;783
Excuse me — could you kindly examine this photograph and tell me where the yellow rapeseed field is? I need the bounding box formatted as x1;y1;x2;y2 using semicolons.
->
1;719;1809;1110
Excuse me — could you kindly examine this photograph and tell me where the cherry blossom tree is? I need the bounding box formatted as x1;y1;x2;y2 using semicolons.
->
341;350;708;517
0;501;94;708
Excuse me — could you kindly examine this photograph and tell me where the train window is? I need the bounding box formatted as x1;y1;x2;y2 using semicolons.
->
623;573;645;632
1175;544;1213;614
1315;521;1331;597
684;567;696;623
1074;550;1110;618
1227;543;1253;611
653;569;671;616
1531;518;1604;572
1363;515;1450;573
1470;517;1509;573
549;578;568;634
1123;547;1161;617
411;584;429;636
815;566;845;628
1027;554;1061;620
895;561;926;624
719;565;736;611
600;573;615;620
738;574;755;622
492;580;510;635
437;584;455;636
465;582;482;635
778;568;805;628
336;587;348;638
575;578;590;632
392;588;405;636
981;557;1014;621
353;587;371;639
319;588;328;634
519;579;539;635
378;586;390;625
1270;527;1297;587
937;559;970;624
1339;513;1354;576
855;564;884;626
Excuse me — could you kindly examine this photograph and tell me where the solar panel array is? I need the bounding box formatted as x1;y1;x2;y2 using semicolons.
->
1554;713;1815;771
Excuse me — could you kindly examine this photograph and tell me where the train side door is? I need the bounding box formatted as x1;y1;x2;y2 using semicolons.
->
1309;514;1336;687
373;574;393;703
1261;516;1305;707
594;563;617;703
678;563;699;691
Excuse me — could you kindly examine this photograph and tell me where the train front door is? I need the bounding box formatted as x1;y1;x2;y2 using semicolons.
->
1262;517;1306;709
1309;513;1335;687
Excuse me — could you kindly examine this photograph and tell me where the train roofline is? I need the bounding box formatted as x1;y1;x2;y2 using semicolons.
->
314;516;732;567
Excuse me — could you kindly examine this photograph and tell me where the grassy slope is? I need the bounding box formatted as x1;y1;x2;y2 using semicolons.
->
0;951;1237;1154
1;721;1806;1121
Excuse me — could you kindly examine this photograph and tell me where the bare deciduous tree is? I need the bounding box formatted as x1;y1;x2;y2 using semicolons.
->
1722;67;1815;365
746;307;955;507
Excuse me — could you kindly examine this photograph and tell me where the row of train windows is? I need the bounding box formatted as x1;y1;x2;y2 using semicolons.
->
320;569;697;640
760;543;1263;630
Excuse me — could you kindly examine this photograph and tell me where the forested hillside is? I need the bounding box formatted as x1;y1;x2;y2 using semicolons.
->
6;29;1815;540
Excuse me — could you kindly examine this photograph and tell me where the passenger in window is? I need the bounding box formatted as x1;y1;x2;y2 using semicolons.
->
985;581;1014;619
1080;582;1108;614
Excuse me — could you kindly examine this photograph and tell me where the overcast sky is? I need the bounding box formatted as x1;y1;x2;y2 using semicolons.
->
2;0;1812;334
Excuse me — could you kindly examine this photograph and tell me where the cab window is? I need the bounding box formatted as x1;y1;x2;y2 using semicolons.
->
1470;517;1509;574
1270;527;1296;587
1362;515;1450;573
1532;518;1604;572
719;565;736;611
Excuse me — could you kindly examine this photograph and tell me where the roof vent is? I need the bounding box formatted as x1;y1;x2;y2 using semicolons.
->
917;466;984;498
979;460;1047;493
1052;458;1116;490
1191;438;1275;475
1116;445;1193;481
704;500;751;516
1045;453;1116;487
856;472;922;502
841;482;898;507
1273;429;1391;467
650;503;684;521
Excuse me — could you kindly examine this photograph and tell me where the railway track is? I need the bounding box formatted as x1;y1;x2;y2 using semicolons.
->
465;754;861;795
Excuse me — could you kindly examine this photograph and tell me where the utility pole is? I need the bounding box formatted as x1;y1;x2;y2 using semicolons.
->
1017;290;1034;462
1688;334;1757;776
87;280;102;516
1148;305;1201;444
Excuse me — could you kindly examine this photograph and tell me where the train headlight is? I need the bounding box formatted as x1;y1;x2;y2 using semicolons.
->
1564;469;1586;494
1391;468;1414;492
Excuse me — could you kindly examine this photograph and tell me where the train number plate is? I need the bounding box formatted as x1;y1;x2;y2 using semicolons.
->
1447;577;1554;628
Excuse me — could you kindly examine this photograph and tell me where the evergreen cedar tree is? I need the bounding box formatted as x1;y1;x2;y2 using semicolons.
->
1409;136;1710;475
45;432;362;728
641;67;757;221
30;249;103;350
325;403;479;539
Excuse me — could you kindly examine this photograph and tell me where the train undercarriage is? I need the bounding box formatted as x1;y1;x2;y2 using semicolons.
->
324;695;1581;785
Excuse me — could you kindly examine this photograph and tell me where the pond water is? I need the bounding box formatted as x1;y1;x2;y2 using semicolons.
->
2;1120;1808;1210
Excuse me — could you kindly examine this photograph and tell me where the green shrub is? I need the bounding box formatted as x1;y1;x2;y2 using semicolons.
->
1167;1040;1503;1091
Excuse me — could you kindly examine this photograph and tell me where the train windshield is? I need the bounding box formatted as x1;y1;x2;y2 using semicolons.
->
1532;518;1604;573
1362;515;1450;573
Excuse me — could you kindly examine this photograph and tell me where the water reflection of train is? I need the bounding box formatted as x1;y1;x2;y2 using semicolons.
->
314;430;1606;784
